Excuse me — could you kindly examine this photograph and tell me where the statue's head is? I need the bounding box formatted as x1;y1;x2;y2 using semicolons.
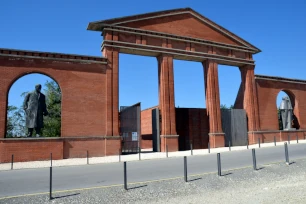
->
35;84;42;93
282;96;290;101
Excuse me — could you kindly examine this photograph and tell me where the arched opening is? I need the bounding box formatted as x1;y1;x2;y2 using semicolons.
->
6;73;61;138
276;90;299;130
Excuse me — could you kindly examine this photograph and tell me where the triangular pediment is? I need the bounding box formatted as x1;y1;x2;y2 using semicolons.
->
88;8;260;53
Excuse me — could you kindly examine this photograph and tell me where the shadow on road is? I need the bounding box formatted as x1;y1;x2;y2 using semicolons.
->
128;185;147;190
221;172;232;177
51;193;80;200
188;178;202;182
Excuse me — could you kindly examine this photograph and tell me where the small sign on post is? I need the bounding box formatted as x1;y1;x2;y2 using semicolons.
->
132;132;138;141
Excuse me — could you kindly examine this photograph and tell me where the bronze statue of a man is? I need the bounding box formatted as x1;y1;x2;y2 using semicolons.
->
23;84;48;137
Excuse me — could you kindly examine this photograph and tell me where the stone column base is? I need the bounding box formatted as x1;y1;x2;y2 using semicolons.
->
160;135;179;152
209;133;225;148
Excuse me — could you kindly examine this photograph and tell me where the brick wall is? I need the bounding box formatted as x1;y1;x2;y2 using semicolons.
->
63;137;121;159
140;107;157;149
255;78;306;131
0;138;63;163
0;137;121;163
0;55;108;138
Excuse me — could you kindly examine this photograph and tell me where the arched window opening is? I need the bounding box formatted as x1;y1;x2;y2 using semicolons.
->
276;90;299;130
6;73;61;138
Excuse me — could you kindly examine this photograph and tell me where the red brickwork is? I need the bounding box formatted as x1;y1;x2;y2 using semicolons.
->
140;107;156;149
0;50;122;162
0;53;108;138
0;138;63;163
176;108;209;150
4;8;306;163
63;137;121;159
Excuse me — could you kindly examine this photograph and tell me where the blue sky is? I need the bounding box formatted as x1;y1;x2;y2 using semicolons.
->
2;0;305;110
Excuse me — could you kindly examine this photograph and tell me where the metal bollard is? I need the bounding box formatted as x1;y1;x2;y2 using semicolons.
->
139;147;141;161
247;141;249;150
86;151;89;165
119;149;121;162
166;145;168;158
296;135;299;143
190;143;193;156
50;167;53;200
184;156;187;182
252;149;257;170
288;135;290;144
229;140;231;151
274;136;276;146
50;153;53;167
284;142;289;165
208;142;210;153
124;162;127;190
11;154;14;170
217;153;221;176
258;138;261;148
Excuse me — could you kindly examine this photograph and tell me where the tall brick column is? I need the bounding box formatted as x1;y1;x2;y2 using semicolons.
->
240;65;260;144
158;54;178;152
203;60;225;148
102;31;119;136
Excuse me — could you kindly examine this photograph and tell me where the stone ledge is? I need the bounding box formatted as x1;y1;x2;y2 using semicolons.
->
0;136;122;141
0;48;107;64
249;129;306;134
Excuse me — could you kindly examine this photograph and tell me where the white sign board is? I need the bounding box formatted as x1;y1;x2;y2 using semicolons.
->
132;132;138;141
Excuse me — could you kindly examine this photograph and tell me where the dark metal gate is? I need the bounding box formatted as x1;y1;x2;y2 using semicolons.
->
120;102;141;154
152;108;160;152
221;109;248;146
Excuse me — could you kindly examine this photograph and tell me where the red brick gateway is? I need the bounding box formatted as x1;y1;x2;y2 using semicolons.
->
1;8;306;162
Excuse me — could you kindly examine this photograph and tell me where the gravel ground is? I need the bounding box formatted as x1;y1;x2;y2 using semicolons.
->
2;158;306;204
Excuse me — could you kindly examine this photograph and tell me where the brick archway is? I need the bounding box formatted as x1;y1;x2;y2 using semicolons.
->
276;89;300;130
5;72;62;138
0;48;124;162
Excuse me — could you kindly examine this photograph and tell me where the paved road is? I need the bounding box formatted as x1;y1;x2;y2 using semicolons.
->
0;143;306;198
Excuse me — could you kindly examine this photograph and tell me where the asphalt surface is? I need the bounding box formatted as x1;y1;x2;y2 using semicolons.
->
0;143;306;199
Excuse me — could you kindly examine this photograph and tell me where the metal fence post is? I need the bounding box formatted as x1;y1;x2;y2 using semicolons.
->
258;138;261;148
252;149;257;170
274;136;276;146
296;135;299;143
208;142;210;153
229;140;231;151
284;142;289;165
217;153;221;176
166;145;168;158
139;147;141;161
288;135;290;144
50;153;53;167
11;154;14;170
86;151;89;165
124;162;127;190
190;142;193;156
49;166;53;200
184;156;187;182
247;139;249;150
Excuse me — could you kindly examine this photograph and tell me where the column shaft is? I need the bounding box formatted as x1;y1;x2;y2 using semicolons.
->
240;65;260;132
103;31;119;136
203;60;224;148
203;60;223;133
